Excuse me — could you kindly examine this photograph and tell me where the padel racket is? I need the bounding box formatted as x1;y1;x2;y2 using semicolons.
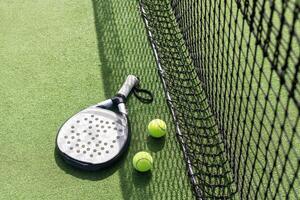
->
56;75;153;171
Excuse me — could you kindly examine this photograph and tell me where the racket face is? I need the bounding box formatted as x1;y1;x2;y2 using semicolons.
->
56;105;129;169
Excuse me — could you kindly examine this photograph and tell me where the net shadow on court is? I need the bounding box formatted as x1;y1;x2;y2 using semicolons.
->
92;0;193;199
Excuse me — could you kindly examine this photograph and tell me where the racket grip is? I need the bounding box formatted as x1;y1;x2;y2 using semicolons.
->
117;75;139;98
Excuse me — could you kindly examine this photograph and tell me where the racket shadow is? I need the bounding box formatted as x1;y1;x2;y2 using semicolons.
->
53;147;128;181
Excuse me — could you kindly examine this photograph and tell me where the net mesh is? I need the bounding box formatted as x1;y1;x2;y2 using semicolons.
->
140;0;300;199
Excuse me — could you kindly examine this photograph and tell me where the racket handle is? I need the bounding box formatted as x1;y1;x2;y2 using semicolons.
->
117;75;139;98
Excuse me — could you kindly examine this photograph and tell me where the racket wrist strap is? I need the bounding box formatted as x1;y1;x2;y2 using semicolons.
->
116;75;154;104
133;87;154;104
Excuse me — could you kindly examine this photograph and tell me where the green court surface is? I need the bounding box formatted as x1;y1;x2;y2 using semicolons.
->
0;0;192;199
2;0;298;199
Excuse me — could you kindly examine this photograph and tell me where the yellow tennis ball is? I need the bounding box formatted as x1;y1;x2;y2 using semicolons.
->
132;151;153;172
148;119;167;138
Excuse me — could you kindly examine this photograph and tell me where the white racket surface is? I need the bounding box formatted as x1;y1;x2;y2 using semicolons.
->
57;106;128;165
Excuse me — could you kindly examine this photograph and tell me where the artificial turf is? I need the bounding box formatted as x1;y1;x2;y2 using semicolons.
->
0;0;193;199
3;0;296;199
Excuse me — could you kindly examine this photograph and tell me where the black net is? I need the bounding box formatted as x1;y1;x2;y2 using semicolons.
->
140;0;300;199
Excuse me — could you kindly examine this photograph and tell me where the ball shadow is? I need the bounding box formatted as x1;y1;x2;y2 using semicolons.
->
132;170;152;188
146;136;166;152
